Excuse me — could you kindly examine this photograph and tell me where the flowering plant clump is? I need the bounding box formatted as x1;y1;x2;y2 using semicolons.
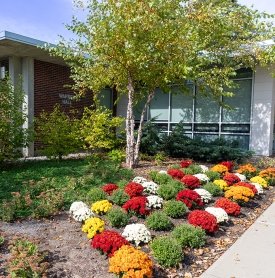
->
167;168;185;180
69;201;88;214
122;196;149;216
220;161;234;172
91;200;112;215
250;176;268;188
91;230;129;257
132;176;147;184
181;175;201;189
234;173;246;182
199;165;209;173
146;195;163;209
158;170;167;175
224;186;254;203
71;206;94;222
205;207;229;223
214;198;241;216
102;183;118;195
194;188;212;203
180;160;193;168
211;164;228;175
223;173;241;186
176;189;203;209
124;182;144;198
213;179;229;191
259;168;275;183
251;182;264;194
188;210;219;233
193;173;210;184
109;245;153;278
232;182;257;195
142;181;159;194
122;224;151;245
82;217;105;239
237;164;257;178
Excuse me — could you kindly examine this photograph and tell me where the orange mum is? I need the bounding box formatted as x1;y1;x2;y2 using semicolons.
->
224;186;254;203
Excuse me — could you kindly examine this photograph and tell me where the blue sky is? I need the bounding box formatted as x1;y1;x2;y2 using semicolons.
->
0;0;274;44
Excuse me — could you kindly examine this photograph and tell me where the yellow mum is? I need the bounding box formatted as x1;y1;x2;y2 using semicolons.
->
109;245;153;278
225;186;254;203
82;217;104;239
91;200;112;214
211;164;228;175
213;179;229;191
250;176;268;188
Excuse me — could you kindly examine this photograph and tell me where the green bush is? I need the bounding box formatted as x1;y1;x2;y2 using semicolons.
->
150;236;183;267
163;200;188;218
169;164;181;169
149;171;173;185
171;224;206;248
167;180;185;192
109;189;129;206
108;149;125;164
117;179;129;189
146;212;173;231
154;152;166;166
205;170;221;181
157;183;178;200
107;207;129;228
203;182;223;196
87;188;107;203
183;164;202;175
0;77;32;166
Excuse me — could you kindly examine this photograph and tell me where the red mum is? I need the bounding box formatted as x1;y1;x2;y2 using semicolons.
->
176;189;203;209
215;197;241;216
223;173;241;186
232;182;257;195
91;230;129;257
220;161;234;172
167;169;185;180
124;182;144;198
102;183;119;195
188;210;219;233
180;160;193;168
122;196;149;216
181;175;201;189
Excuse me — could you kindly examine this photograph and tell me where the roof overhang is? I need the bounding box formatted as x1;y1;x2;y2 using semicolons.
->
0;31;66;66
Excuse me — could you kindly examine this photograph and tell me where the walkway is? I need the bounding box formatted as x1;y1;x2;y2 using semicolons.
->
201;201;275;278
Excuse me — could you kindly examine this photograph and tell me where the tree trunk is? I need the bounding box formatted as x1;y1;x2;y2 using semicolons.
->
133;90;155;166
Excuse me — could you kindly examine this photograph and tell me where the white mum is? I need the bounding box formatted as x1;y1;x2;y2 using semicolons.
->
205;207;229;223
158;170;168;175
69;201;88;214
71;207;94;222
234;173;246;181
122;224;151;246
132;176;147;184
251;182;264;194
199;165;209;173
146;195;163;209
193;173;210;183
142;181;159;194
194;188;212;203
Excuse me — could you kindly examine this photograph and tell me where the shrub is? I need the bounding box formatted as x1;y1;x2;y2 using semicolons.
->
183;164;203;175
223;173;241;186
214;197;241;216
91;200;112;214
224;186;254;203
149;171;173;185
91;230;129;257
109;245;153;278
107;149;126;164
167;168;185;180
154;152;166;166
107;207;130;228
146;211;173;231
203;183;223;196
82;217;105;239
102;183;118;195
171;224;206;248
176;189;203;209
167;179;185;192
188;210;219;233
205;170;221;181
117;179;128;189
163;200;188;218
181;175;201;189
87;188;107;203
150;236;183;268
109;189;129;206
122;196;149;217
157;183;178;200
124;182;144;198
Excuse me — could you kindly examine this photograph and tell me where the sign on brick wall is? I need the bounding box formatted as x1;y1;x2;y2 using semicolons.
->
59;93;74;105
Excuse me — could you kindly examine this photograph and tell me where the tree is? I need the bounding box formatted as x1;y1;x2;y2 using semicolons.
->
0;77;31;165
51;0;275;168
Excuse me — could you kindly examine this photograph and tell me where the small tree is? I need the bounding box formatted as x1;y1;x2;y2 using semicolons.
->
51;0;275;168
0;77;30;165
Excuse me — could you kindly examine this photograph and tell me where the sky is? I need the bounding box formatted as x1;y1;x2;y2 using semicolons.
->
0;0;275;44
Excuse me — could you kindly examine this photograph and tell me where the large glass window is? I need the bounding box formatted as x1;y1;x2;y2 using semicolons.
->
149;88;169;121
99;88;112;109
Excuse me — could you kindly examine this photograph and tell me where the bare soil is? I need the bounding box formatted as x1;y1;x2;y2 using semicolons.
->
1;160;274;278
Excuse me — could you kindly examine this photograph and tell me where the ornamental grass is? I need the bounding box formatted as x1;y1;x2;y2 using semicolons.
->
109;245;153;278
224;186;254;203
214;197;241;216
82;217;105;239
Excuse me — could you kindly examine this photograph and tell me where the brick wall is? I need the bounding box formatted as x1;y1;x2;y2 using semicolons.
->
34;59;93;152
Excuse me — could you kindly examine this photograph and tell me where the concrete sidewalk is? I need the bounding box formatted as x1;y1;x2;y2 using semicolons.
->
201;201;275;278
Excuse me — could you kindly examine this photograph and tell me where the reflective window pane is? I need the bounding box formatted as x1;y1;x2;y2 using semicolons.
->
99;88;112;109
149;88;169;121
220;135;250;149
